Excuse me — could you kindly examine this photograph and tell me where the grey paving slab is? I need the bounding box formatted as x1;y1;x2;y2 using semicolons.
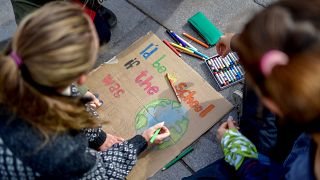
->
254;0;278;7
97;0;169;66
0;0;16;42
182;134;224;172
128;0;262;33
182;108;238;172
149;161;192;180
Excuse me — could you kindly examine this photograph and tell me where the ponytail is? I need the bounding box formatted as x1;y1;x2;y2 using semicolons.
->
0;2;100;142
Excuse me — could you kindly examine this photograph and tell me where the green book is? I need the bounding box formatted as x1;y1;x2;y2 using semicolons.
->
188;12;223;46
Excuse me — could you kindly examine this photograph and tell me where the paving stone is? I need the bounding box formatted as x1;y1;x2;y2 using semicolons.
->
254;0;278;7
0;0;16;42
128;0;262;33
148;161;192;180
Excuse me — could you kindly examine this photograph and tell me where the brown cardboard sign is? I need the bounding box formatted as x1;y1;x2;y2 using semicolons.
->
85;32;233;179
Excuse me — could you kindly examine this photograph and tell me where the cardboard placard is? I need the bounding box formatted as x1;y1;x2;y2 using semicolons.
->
85;32;233;179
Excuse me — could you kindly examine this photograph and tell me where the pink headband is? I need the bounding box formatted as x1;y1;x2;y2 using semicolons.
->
260;50;289;77
10;52;23;67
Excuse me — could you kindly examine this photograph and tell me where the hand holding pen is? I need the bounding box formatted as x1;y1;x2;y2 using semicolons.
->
142;122;170;146
216;116;239;142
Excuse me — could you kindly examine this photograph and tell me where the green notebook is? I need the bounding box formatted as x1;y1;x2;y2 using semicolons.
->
188;12;223;46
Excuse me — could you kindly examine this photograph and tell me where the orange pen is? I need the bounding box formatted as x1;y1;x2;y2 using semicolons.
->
182;33;209;48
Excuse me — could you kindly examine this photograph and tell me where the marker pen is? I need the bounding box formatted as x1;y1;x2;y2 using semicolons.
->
234;66;243;77
225;70;234;82
224;57;231;67
175;34;198;51
222;71;232;82
218;72;228;85
215;58;222;69
220;57;229;67
227;69;236;81
217;57;225;68
218;57;226;67
166;30;181;45
230;53;238;62
194;51;209;59
171;31;188;47
227;54;236;64
231;52;239;59
229;68;239;80
213;59;221;69
226;55;234;65
210;59;218;71
235;65;244;75
214;72;224;85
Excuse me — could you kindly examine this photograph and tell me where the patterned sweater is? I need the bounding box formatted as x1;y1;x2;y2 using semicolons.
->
0;86;148;179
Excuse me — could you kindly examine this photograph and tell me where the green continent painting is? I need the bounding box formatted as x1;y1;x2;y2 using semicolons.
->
135;99;189;149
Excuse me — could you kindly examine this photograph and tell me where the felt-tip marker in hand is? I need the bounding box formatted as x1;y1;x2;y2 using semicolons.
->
150;128;162;143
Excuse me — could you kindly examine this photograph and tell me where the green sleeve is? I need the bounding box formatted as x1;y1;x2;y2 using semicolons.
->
221;128;258;170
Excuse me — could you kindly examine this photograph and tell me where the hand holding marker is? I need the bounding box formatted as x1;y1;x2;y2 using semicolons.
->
142;122;170;145
150;128;161;143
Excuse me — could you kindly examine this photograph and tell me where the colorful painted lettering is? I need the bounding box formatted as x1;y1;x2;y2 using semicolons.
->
102;74;125;98
176;82;215;118
135;70;159;95
152;55;167;73
124;58;140;69
140;43;158;60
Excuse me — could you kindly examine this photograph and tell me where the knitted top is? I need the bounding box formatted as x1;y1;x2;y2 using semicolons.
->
0;105;147;179
0;86;148;179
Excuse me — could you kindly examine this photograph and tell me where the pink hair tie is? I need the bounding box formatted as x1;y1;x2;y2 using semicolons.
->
10;52;23;67
260;50;289;77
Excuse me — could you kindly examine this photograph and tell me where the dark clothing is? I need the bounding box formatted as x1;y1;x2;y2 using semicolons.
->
240;84;278;156
182;159;237;180
240;84;302;163
0;105;147;179
183;84;315;179
94;12;111;44
183;157;284;180
283;133;316;180
10;0;111;43
183;133;316;180
10;0;40;24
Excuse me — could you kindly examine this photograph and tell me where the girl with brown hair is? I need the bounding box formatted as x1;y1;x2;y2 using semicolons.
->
0;2;170;179
184;0;320;179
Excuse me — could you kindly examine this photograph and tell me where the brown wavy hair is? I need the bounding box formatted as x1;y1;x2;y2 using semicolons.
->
233;0;320;125
0;2;100;139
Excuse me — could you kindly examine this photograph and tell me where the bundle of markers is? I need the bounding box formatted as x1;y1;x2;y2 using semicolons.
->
163;29;209;60
163;29;244;89
205;52;244;89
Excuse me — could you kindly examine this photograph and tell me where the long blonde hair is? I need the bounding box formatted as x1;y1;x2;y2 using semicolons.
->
0;2;99;139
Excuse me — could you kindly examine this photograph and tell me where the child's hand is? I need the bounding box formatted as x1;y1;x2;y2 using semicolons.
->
217;116;238;141
98;134;124;151
84;91;103;109
142;122;170;146
216;33;235;57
